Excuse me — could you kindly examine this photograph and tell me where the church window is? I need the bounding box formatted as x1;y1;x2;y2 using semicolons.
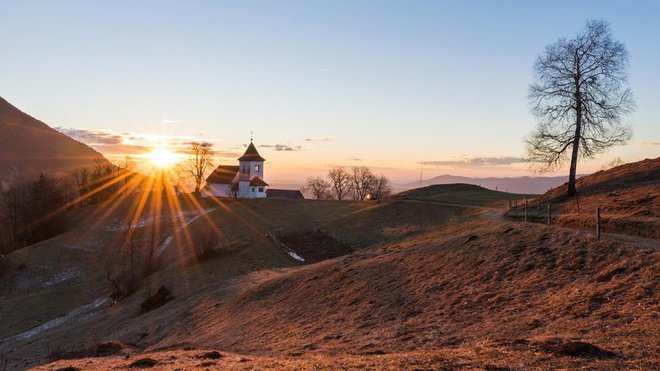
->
255;164;260;172
258;187;264;192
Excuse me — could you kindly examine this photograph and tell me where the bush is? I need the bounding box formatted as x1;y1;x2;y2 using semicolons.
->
194;225;220;260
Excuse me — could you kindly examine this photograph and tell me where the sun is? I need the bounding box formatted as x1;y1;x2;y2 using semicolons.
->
149;148;178;168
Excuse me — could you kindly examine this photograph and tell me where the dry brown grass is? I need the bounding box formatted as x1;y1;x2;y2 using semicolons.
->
1;185;658;370
508;157;660;238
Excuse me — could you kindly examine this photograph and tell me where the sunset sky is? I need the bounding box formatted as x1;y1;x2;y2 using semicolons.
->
1;0;658;184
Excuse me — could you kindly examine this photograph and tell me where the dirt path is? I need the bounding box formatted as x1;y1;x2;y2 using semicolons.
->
155;208;217;258
398;199;506;221
0;296;110;345
400;199;658;249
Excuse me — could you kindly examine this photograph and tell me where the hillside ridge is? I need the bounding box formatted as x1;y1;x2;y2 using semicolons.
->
0;96;109;189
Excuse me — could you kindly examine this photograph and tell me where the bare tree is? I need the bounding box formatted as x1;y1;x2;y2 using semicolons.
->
116;155;137;191
350;166;377;201
328;167;352;200
600;157;625;171
369;175;392;200
184;142;214;195
117;155;136;172
302;176;331;199
526;20;634;197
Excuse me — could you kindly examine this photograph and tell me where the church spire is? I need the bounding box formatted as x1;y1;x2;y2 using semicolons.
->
238;141;265;162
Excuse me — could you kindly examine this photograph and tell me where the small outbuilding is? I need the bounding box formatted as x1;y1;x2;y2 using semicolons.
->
266;189;305;199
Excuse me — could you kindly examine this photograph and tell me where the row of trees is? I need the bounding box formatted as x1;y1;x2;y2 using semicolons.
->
0;160;138;253
303;166;392;200
0;138;215;254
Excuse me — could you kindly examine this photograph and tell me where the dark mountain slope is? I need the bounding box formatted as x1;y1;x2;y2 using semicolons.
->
0;96;109;189
400;174;572;194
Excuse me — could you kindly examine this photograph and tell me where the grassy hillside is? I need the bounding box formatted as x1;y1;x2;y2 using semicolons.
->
22;220;660;370
395;183;534;206
0;184;658;369
506;157;660;238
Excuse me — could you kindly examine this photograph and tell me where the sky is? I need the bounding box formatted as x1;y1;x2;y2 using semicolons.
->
1;0;658;184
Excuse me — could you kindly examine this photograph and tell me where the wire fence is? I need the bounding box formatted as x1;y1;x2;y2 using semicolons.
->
507;197;609;238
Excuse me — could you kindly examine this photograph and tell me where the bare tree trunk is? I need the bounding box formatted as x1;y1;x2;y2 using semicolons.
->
567;80;582;197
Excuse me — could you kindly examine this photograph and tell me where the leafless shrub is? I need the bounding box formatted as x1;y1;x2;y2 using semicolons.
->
600;157;625;171
43;342;67;361
194;225;220;260
105;235;142;299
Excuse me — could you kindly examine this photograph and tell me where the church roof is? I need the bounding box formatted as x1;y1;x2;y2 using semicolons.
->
266;189;304;199
206;165;239;184
249;176;269;187
238;142;265;162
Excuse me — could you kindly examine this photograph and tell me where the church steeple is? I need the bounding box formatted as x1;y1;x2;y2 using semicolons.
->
238;141;265;162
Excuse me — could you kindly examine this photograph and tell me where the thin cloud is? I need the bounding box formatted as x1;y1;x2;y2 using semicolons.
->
56;127;219;156
56;127;123;145
420;156;528;167
260;144;304;151
161;119;184;124
96;144;151;155
638;141;660;147
216;151;242;158
304;136;336;143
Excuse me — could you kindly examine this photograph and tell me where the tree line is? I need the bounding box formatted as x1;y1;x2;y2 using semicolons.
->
302;166;392;200
0;158;139;254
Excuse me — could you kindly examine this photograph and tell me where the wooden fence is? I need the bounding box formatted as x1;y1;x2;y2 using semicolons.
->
508;199;603;238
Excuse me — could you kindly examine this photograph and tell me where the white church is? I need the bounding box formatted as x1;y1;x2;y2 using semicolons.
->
202;141;269;199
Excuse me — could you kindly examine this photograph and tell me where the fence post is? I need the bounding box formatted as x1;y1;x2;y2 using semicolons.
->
509;199;512;211
547;204;551;226
596;207;601;238
524;197;528;222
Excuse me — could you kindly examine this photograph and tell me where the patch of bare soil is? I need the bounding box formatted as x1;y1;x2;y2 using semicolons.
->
279;230;354;263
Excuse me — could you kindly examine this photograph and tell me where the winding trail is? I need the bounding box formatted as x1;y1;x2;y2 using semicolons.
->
399;198;658;250
155;208;217;258
1;297;110;344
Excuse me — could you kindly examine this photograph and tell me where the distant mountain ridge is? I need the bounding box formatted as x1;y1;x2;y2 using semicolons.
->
0;96;110;190
398;174;577;195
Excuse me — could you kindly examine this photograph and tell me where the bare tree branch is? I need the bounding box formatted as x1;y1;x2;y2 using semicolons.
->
526;20;634;196
183;142;214;195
